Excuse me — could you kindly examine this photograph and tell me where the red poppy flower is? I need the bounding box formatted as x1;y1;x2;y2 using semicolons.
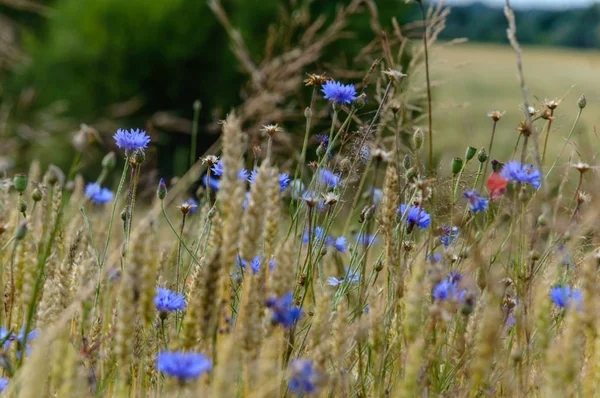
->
487;172;507;200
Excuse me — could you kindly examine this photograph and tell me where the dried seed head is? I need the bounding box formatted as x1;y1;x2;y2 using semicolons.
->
178;201;197;215
540;108;553;120
577;191;591;205
383;68;407;83
261;124;283;137
487;110;506;121
322;192;340;206
390;101;402;115
372;148;391;163
304;73;329;86
517;120;531;137
520;105;537;117
202;155;219;166
574;162;591;174
303;194;320;208
544;98;559;110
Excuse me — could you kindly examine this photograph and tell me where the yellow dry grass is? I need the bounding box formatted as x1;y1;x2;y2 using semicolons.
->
430;42;600;166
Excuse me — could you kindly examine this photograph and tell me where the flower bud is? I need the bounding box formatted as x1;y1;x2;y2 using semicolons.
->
477;147;488;163
13;173;28;193
133;149;146;165
403;154;411;170
157;178;168;200
32;188;42;202
316;144;326;159
413;129;424;150
102;152;117;170
352;93;367;110
193;100;202;112
15;222;27;240
578;94;586;109
537;214;548;226
451;157;464;175
465;146;477;161
332;101;342;112
304;107;312;119
405;166;418;181
17;199;27;214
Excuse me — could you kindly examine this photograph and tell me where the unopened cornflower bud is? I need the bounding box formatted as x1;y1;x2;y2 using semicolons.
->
102;152;117;170
465;146;477;161
133;149;146;164
413;128;424;150
304;107;312;119
352;93;367;110
157;178;167;200
491;159;502;173
15;221;27;240
32;188;42;202
406;166;418;181
451;158;464;175
316;144;326;159
537;214;548;226
403;154;411;170
193;100;202;112
13;173;28;193
578;94;587;109
339;158;352;172
17;199;27;214
477;147;488;163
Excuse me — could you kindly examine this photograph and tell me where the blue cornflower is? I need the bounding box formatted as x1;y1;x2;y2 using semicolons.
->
113;128;150;151
317;169;341;189
359;145;371;164
156;351;211;381
202;174;220;191
327;267;359;287
265;292;302;328
84;183;113;204
370;188;383;206
0;328;13;348
499;161;541;189
288;359;319;395
302;226;327;244
278;173;291;192
321;81;357;104
211;160;224;176
463;190;488;213
6;327;37;358
332;236;347;253
315;134;329;148
154;287;186;312
398;204;430;230
440;226;459;248
427;253;442;263
0;378;7;393
432;272;465;302
550;286;582;310
355;234;378;246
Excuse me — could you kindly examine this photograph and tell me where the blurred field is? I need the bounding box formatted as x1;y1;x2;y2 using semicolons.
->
431;43;600;167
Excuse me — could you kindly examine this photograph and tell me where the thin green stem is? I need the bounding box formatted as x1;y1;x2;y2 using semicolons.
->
100;158;130;267
480;120;498;191
418;0;434;175
546;108;582;179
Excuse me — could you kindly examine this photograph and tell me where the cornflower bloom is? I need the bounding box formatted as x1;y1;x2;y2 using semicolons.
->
288;359;319;395
327;267;359;287
355;233;378;246
549;286;582;310
499;161;541;189
249;169;290;192
113;128;150;151
321;81;356;104
440;226;459;248
463;190;488;213
432;272;465;302
84;183;113;204
265;292;302;329
316;169;341;189
0;378;7;393
156;351;212;381
302;227;345;253
154;287;186;312
398;204;431;230
210;160;249;180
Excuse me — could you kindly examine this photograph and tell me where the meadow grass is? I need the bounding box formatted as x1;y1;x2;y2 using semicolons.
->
0;1;599;397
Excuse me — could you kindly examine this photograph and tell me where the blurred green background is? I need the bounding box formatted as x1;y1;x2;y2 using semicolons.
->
0;0;412;179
